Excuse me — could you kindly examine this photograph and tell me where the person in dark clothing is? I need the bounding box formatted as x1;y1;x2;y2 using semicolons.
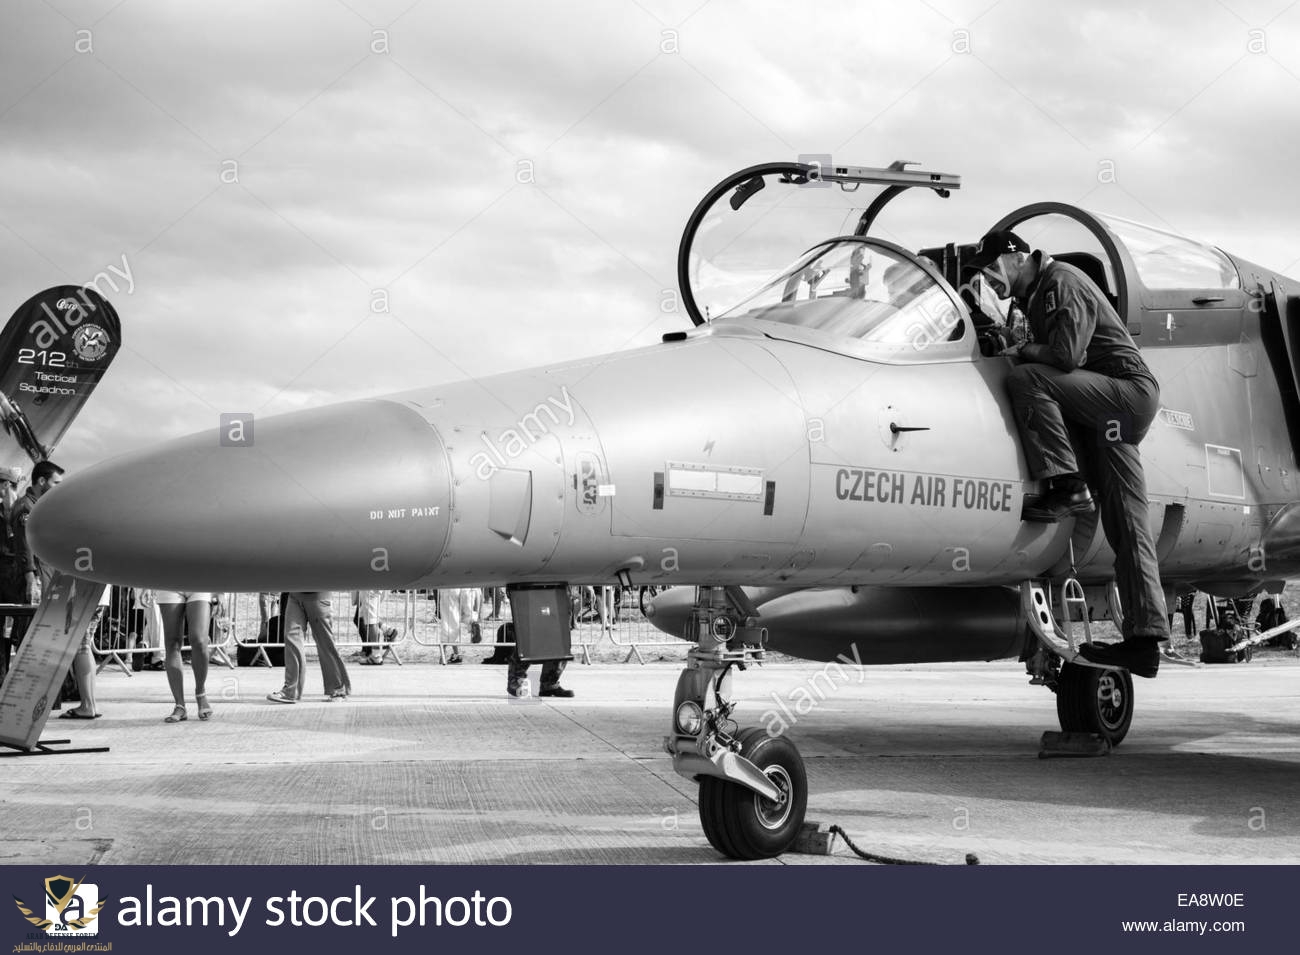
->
507;654;573;698
9;461;63;601
3;461;64;675
1256;597;1297;649
1176;591;1198;640
0;465;26;680
969;230;1170;677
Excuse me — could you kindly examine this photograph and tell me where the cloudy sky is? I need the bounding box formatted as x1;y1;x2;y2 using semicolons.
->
2;0;1298;472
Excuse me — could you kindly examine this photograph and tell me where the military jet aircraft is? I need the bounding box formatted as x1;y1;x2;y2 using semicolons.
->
25;161;1300;860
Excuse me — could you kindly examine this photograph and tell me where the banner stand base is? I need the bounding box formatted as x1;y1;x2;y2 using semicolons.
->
0;737;110;757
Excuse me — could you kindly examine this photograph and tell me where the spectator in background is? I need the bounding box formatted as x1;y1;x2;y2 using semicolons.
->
1257;597;1298;649
484;587;504;621
438;588;481;663
351;590;392;666
0;465;26;681
135;587;164;670
568;586;581;629
268;592;350;703
508;654;573;699
581;585;613;629
1176;591;1197;640
118;585;148;671
257;592;278;641
0;464;20;525
1256;597;1283;632
208;593;234;663
509;588;574;699
10;461;62;602
155;590;214;722
4;461;63;672
121;585;145;647
59;585;109;720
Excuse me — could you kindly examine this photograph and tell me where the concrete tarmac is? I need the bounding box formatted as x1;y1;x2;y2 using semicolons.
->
3;657;1299;865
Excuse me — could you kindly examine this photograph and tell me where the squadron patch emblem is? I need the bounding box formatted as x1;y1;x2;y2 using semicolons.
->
72;324;110;362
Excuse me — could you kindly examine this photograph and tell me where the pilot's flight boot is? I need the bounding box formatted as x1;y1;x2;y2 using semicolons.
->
1078;637;1161;678
1022;477;1094;523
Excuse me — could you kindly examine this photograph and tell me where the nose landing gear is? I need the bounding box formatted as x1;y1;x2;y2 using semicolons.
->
664;586;808;859
700;727;807;858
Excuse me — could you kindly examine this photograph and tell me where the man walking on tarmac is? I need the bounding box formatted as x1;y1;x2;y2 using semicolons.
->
968;230;1170;677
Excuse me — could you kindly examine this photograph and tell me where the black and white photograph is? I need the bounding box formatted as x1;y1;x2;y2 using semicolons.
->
1;0;1297;949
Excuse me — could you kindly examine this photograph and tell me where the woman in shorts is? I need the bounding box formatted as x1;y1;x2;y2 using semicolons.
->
153;590;214;722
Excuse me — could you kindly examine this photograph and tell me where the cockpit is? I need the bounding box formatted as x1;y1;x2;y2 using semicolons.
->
678;161;1247;361
713;238;967;358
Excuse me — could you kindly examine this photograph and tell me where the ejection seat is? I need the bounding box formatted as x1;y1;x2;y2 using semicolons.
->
1053;251;1118;310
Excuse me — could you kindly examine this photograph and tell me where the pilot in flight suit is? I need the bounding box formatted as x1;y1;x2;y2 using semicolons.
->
968;230;1170;677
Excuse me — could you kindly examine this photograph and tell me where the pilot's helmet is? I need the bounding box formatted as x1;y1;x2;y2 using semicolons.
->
967;230;1030;271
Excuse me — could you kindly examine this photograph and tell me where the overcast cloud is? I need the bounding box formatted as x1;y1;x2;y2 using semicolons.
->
2;0;1298;471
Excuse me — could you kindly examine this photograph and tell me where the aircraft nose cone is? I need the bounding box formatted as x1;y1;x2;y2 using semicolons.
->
30;399;451;592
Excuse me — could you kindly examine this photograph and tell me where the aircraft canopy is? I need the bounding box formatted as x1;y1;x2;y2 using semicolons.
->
678;161;959;326
712;238;966;359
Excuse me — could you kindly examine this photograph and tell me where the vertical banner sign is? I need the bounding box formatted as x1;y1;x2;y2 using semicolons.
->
0;573;105;750
0;286;122;470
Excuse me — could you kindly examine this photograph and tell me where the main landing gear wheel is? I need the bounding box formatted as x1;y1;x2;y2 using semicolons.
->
699;728;808;859
1055;662;1133;746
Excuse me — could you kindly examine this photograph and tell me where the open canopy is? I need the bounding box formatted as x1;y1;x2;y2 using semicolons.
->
679;160;1249;361
677;161;960;327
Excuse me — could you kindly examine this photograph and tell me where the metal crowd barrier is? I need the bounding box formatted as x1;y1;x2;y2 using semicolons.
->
403;588;574;664
400;588;598;664
601;586;690;663
402;586;688;665
90;591;237;676
90;591;416;673
226;591;413;666
81;587;688;670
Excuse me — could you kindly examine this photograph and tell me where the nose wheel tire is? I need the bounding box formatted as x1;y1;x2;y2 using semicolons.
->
698;727;808;859
1056;662;1133;746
